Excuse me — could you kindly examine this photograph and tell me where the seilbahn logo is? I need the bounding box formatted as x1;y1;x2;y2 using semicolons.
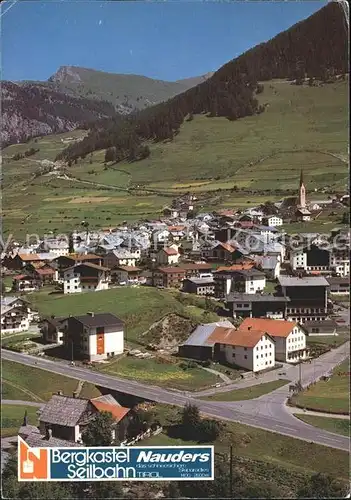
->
18;438;214;482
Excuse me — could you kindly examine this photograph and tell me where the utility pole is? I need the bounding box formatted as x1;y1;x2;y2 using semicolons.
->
298;361;302;387
229;445;233;499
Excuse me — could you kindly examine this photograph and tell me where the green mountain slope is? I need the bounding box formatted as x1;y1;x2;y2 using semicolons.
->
2;78;348;238
41;66;211;112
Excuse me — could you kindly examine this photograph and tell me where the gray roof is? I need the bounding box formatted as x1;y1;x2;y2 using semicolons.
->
236;269;266;278
91;394;121;406
182;320;234;347
72;313;124;328
185;277;215;285
39;395;90;426
326;277;349;285
226;293;290;303
278;276;329;287
0;296;28;307
19;426;82;448
303;320;338;328
254;256;279;270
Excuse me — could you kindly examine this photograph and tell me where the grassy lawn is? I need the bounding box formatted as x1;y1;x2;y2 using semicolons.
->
199;380;289;401
1;405;40;438
2;360;101;402
27;287;222;346
146;404;349;481
3;79;348;237
292;358;349;414
294;414;350;437
101;356;218;391
306;331;349;348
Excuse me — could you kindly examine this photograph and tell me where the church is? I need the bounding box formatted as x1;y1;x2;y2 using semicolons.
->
295;170;311;222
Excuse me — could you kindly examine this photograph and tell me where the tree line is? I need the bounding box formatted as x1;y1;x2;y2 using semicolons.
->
56;2;348;166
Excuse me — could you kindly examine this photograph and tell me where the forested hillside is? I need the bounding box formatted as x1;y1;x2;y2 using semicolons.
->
56;2;348;164
1;82;117;147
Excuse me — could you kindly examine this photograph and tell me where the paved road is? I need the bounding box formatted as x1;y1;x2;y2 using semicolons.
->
2;400;43;407
2;346;349;451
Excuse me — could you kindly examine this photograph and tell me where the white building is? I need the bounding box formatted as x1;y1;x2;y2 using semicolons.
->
63;312;124;361
329;248;350;277
156;246;180;265
233;269;266;295
262;216;283;227
239;318;308;363
0;297;35;334
218;329;275;373
63;263;110;294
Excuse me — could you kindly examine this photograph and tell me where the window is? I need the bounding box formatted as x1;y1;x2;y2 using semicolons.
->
244;303;249;307
244;347;247;351
256;355;259;359
232;353;236;358
244;355;247;359
261;345;263;349
96;326;105;335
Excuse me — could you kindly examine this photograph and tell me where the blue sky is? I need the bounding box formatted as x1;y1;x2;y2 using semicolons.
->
2;0;328;82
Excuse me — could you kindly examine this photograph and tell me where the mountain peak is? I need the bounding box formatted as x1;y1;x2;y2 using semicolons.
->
48;66;83;84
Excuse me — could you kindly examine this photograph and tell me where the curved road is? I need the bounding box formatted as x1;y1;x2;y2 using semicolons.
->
2;345;349;452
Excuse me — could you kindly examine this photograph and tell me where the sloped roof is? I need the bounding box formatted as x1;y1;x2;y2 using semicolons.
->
219;328;270;348
215;263;254;273
18;254;42;261
182;320;234;347
162;247;179;256
90;400;130;423
39;395;90;426
278;276;329;287
179;263;212;270
239;318;296;338
157;267;186;274
72;313;124;328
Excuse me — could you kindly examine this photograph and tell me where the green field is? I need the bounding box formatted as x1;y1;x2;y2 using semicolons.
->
2;360;101;402
146;404;349;482
199;380;289;401
294;414;350;437
292;359;350;414
2;79;348;237
102;355;217;391
1;405;40;438
306;331;349;348
27;287;221;345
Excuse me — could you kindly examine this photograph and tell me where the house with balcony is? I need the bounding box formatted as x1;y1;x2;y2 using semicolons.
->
103;248;141;268
12;274;41;292
238;317;309;363
152;267;186;288
1;300;32;333
111;265;143;285
226;293;290;320
326;277;349;295
62;263;110;294
277;276;329;322
182;277;215;296
40;317;65;344
231;268;266;295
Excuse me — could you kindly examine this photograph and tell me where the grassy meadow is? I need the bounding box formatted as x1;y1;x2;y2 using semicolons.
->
2;79;348;237
294;414;350;437
200;380;289;401
292;358;350;414
2;360;101;402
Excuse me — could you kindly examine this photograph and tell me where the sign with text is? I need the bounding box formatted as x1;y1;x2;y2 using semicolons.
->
18;437;214;481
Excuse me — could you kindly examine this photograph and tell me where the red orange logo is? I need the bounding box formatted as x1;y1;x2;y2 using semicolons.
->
18;437;49;481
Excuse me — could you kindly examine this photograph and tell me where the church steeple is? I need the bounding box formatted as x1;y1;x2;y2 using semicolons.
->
298;170;306;208
299;169;304;187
